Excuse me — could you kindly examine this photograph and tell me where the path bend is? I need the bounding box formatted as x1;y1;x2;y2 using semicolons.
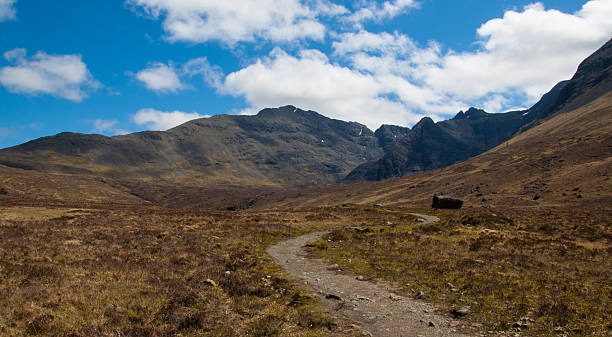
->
267;213;468;337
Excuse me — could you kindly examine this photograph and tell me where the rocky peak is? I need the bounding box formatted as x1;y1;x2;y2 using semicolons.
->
453;107;488;120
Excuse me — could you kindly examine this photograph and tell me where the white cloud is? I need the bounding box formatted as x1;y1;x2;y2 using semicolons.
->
0;0;16;21
346;0;418;27
182;57;224;88
132;108;209;130
124;1;612;130
331;1;612;118
332;30;415;56
214;1;612;130
93;119;118;133
125;0;344;45
221;48;426;129
415;1;612;103
135;62;184;92
135;57;224;93
0;48;100;101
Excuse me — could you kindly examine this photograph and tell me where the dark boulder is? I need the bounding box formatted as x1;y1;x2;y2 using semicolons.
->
432;195;463;209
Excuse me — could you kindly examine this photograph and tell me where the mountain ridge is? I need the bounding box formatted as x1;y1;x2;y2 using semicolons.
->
344;38;611;182
0;105;400;187
2;39;610;188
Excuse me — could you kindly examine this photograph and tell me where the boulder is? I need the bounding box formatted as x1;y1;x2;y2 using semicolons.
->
432;195;463;209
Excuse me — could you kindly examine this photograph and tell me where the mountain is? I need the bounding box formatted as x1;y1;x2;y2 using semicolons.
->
0;106;406;187
343;94;559;182
255;39;612;209
545;37;612;115
258;88;612;210
374;125;411;152
344;39;612;183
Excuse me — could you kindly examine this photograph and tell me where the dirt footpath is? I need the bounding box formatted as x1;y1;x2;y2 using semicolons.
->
267;213;469;337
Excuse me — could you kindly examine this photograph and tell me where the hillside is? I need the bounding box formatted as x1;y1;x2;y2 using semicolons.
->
257;91;611;210
344;82;567;182
0;78;575;189
0;106;403;187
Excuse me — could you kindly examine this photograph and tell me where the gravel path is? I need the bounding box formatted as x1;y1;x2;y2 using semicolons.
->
267;213;469;337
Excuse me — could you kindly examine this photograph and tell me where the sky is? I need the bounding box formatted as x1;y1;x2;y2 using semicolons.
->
0;0;611;148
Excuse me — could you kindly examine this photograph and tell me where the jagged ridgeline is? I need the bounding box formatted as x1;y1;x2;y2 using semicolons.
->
345;37;612;182
0;106;408;187
1;38;610;187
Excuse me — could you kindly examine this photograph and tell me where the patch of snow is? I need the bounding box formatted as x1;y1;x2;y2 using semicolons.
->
359;128;362;136
522;111;529;116
293;107;297;113
321;139;325;143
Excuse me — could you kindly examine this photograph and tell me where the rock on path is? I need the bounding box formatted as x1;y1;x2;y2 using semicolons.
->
267;213;468;337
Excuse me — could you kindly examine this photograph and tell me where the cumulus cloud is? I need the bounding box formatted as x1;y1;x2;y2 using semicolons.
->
332;30;415;56
182;57;224;88
417;1;612;102
132;108;209;130
125;0;344;45
0;0;16;21
124;1;612;130
0;48;100;101
135;57;225;93
214;1;612;129
135;62;184;92
346;0;418;27
222;48;425;129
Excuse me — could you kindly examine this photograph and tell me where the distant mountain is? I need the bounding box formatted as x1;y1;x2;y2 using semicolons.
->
344;38;612;183
343;90;561;182
256;86;612;210
2;39;609;189
0;106;407;187
256;42;612;210
374;125;411;152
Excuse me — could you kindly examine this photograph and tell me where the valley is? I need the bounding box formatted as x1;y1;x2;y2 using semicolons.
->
0;31;610;337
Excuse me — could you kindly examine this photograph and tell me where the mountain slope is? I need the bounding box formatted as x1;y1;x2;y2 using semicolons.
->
343;102;550;182
546;37;612;115
0;106;390;187
345;38;611;183
257;90;612;210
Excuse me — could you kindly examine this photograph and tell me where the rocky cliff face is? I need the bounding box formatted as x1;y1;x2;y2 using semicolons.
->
344;107;534;182
344;39;612;183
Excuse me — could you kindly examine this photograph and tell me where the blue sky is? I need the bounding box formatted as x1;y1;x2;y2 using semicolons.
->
0;0;610;148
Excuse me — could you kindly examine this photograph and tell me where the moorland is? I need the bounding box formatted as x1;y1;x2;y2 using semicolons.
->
0;39;610;337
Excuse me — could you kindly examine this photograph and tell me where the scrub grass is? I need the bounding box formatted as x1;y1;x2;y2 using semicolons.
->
312;207;612;336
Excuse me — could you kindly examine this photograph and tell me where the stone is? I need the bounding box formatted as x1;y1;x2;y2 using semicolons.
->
452;306;471;317
389;294;402;301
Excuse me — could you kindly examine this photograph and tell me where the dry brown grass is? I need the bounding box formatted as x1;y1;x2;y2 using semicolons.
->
0;205;400;336
312;206;612;336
